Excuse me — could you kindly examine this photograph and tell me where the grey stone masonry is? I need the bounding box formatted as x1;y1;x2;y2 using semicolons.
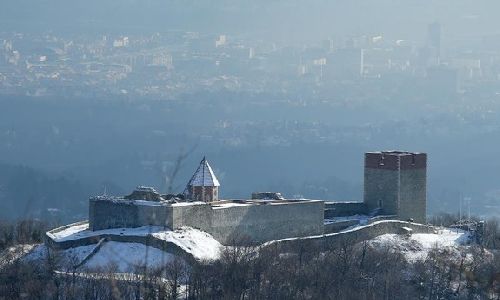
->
89;197;325;245
266;220;435;253
324;202;366;218
364;151;427;223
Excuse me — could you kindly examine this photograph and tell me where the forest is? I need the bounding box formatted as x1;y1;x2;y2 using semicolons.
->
0;216;498;299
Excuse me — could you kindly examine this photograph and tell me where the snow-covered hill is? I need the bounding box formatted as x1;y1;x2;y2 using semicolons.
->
26;225;223;273
22;226;475;274
369;228;472;261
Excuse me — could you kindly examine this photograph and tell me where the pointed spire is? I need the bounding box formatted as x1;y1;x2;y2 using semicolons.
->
187;157;220;187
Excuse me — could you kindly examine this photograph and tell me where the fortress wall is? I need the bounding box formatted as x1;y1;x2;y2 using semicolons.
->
324;215;398;234
48;220;435;266
89;199;323;245
136;205;173;228
90;199;173;231
268;220;435;252
89;199;139;231
208;201;324;245
45;226;196;264
324;202;366;218
324;220;359;233
169;201;324;245
171;204;213;231
366;214;398;224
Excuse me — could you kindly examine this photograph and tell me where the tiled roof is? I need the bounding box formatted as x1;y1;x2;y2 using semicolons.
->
187;157;220;187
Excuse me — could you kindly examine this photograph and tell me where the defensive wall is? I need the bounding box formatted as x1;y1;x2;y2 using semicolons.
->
324;202;366;218
89;198;325;245
45;222;198;265
46;220;436;265
324;215;397;234
266;220;436;252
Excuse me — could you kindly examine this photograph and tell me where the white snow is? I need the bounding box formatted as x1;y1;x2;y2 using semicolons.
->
47;223;222;261
152;227;221;261
171;201;206;207
84;242;179;272
23;242;182;273
50;222;89;241
324;214;371;225
411;229;469;248
211;202;252;209
131;200;167;206
23;243;96;267
23;244;49;262
0;244;37;269
49;223;161;242
370;228;471;261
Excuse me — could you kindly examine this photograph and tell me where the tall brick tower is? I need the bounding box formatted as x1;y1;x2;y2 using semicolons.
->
364;151;427;223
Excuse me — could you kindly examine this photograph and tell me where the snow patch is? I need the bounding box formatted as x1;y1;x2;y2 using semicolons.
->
23;242;182;273
48;223;222;261
370;228;471;261
84;242;179;273
151;227;221;261
50;224;162;242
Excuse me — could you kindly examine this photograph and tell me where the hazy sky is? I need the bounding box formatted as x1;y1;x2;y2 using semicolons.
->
2;0;500;42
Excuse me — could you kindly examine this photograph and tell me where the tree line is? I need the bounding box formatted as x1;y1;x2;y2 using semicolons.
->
0;217;499;299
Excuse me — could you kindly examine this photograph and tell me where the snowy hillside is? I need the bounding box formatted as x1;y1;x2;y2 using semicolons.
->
47;223;222;261
370;228;472;261
24;224;223;273
25;242;180;273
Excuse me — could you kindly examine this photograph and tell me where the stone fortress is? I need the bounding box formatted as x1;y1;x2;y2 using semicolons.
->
46;150;432;262
85;151;427;245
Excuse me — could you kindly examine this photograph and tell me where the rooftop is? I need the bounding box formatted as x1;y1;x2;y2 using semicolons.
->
367;150;423;156
186;157;220;187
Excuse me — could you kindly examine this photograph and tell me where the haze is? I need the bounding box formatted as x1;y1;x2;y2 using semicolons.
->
0;0;499;222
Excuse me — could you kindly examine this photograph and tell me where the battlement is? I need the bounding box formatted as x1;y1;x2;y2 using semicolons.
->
365;151;427;170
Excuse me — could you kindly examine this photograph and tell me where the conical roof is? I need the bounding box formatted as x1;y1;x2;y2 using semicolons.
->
187;157;220;187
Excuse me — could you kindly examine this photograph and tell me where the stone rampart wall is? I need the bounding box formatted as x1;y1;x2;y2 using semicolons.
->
366;215;398;224
324;202;366;218
267;220;435;252
89;199;324;245
324;220;359;234
47;220;436;265
171;201;324;245
89;199;173;231
45;223;196;264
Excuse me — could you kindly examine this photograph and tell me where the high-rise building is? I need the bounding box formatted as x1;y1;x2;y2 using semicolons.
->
427;22;441;59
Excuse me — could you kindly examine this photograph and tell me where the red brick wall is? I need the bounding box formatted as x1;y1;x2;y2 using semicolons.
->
365;152;426;170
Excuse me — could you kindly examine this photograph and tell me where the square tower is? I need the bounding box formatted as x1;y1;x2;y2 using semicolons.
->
364;151;427;223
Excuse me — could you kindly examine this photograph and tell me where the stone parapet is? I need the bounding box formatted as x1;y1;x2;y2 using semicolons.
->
267;220;435;252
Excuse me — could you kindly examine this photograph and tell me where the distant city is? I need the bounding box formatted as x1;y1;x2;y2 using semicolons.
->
1;20;500;221
1;23;498;99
